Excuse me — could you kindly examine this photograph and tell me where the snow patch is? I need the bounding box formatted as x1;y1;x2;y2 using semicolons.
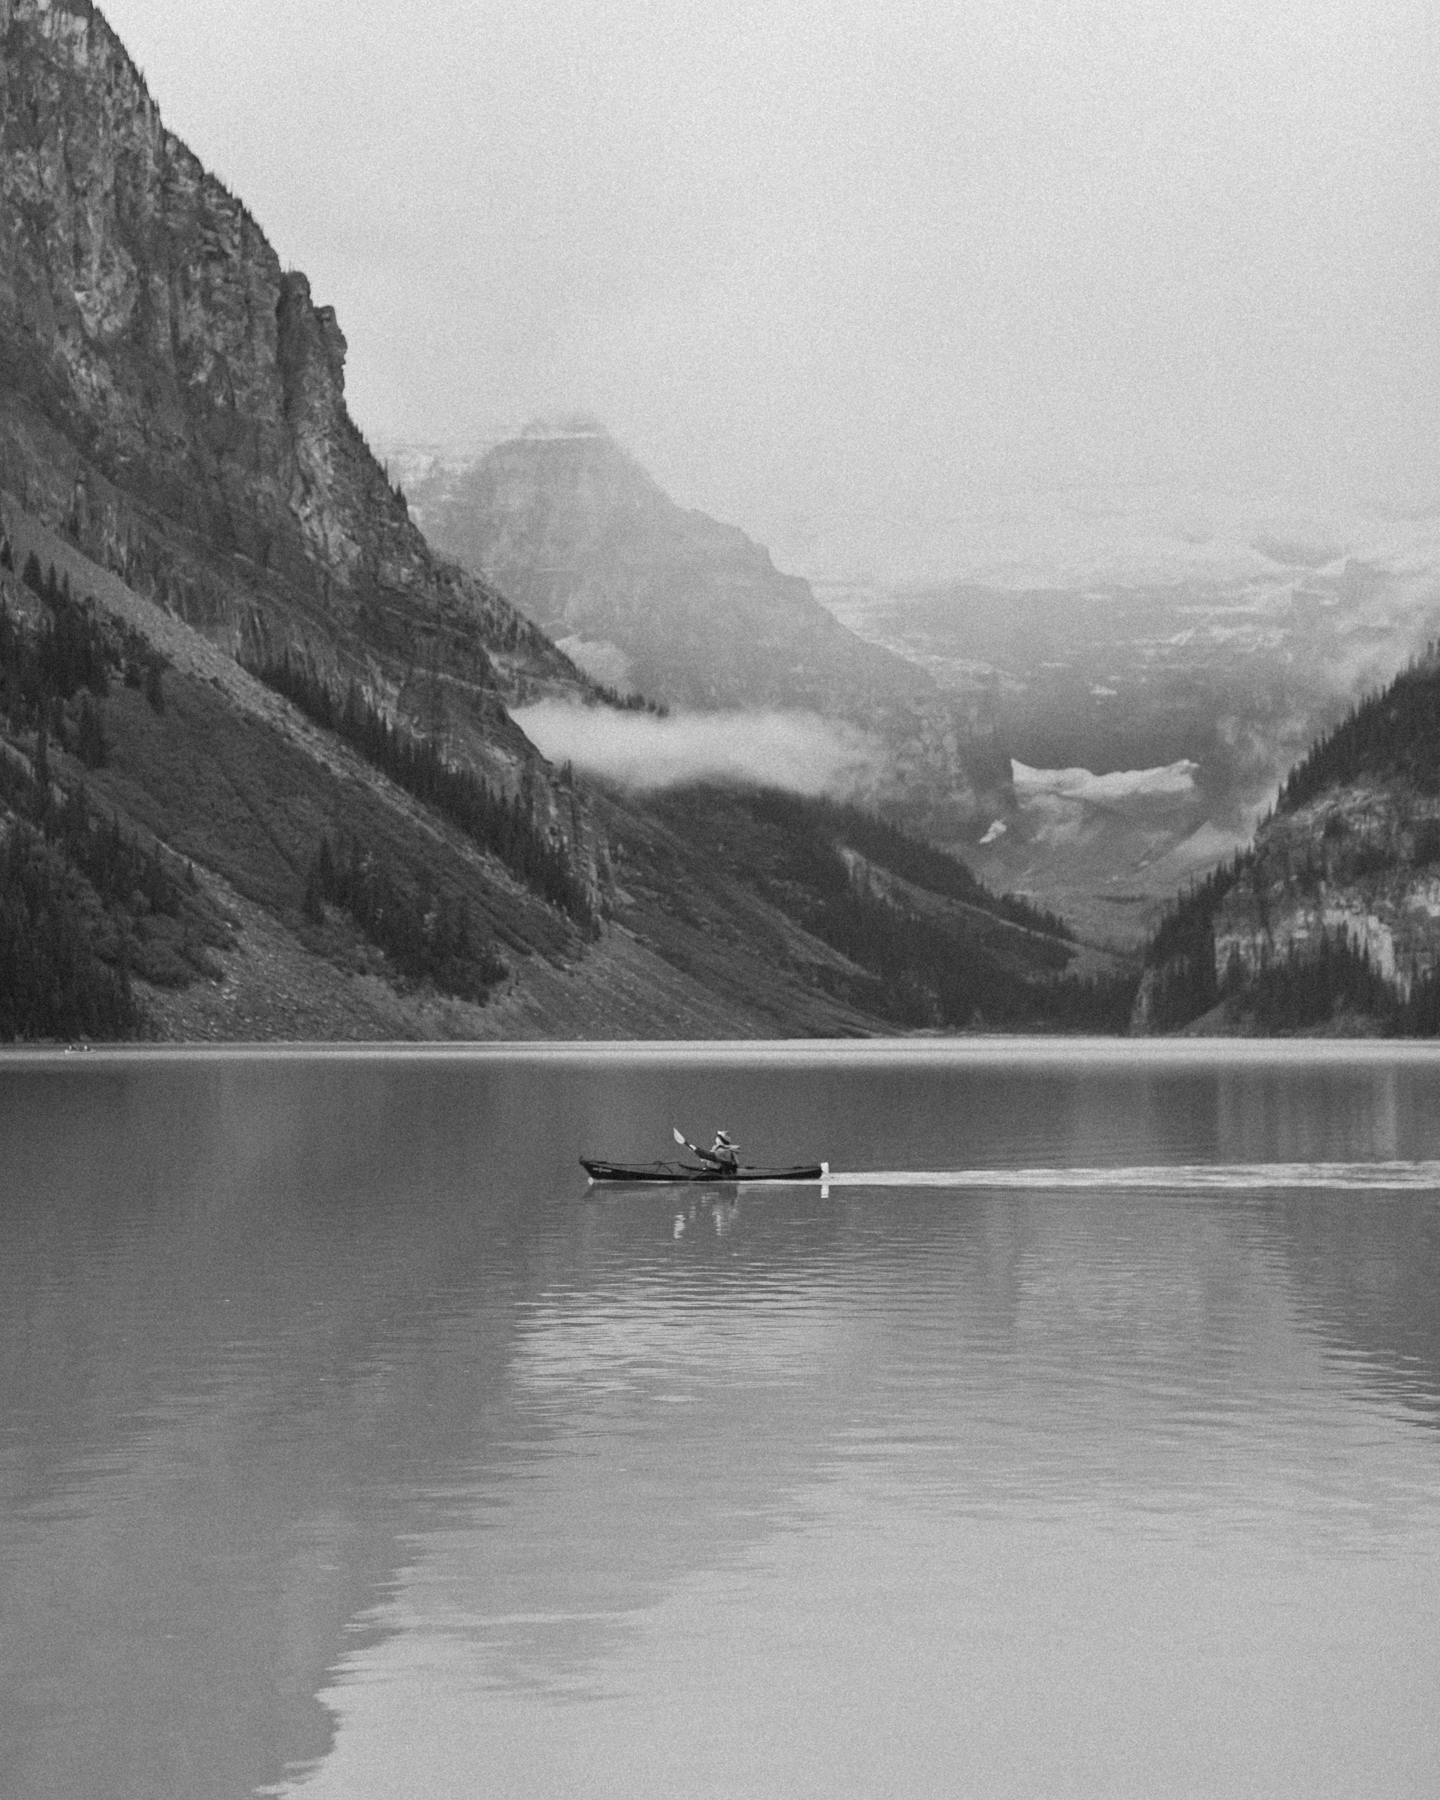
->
1012;758;1198;803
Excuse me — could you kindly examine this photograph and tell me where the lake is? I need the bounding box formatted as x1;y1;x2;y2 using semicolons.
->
2;1041;1439;1798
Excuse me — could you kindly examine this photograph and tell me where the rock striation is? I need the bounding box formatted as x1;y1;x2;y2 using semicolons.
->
0;0;581;796
1212;788;1440;1001
0;3;1095;1042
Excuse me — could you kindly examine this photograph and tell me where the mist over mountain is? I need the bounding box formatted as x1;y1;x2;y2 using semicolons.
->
92;0;1440;554
768;486;1440;596
513;701;880;798
0;0;1113;1042
789;490;1440;944
8;0;1436;1041
395;420;926;714
391;424;1006;838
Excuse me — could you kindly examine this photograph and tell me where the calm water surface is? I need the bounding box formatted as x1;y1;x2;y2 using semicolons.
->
2;1042;1440;1799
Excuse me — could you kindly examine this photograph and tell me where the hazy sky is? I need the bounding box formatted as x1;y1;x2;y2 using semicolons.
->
102;0;1440;542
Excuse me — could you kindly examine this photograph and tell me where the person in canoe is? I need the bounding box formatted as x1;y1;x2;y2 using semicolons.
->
701;1129;740;1173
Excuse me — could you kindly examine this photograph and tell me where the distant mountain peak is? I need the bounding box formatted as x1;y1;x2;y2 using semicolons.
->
400;434;1007;836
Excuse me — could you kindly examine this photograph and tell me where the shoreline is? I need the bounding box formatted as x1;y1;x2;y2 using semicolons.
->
6;1035;1440;1064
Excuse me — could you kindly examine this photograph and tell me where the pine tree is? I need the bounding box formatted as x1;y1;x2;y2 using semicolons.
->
77;697;107;769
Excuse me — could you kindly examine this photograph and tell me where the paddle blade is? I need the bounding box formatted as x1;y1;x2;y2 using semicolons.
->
672;1127;687;1146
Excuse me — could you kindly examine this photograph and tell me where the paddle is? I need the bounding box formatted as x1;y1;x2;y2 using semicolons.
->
675;1126;739;1174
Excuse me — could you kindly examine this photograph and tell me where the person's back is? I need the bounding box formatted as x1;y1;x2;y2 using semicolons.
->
707;1129;740;1171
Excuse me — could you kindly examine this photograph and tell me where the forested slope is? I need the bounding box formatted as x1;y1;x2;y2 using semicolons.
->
1137;648;1440;1035
1;508;1138;1040
0;0;1133;1043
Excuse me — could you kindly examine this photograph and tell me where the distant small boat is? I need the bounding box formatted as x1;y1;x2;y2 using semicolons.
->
581;1158;828;1185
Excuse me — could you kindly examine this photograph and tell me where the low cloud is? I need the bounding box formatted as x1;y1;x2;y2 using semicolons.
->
513;701;881;795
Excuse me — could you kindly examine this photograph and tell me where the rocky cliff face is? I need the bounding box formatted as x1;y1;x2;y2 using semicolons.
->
0;2;1077;1042
1213;788;1440;1000
397;422;1008;839
0;0;581;794
403;422;924;711
1134;648;1440;1032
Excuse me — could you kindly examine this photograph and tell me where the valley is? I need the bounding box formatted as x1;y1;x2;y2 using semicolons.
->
392;423;1010;844
818;543;1440;944
0;0;1118;1044
3;0;1439;1044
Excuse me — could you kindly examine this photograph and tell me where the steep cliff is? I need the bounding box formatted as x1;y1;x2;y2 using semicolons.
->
397;421;1007;840
1211;790;1440;1002
0;0;819;1037
0;0;582;796
0;2;1103;1042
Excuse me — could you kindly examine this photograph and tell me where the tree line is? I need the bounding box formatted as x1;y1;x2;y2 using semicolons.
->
1282;646;1440;812
805;874;1135;1030
0;820;143;1042
1141;850;1440;1035
742;797;1133;1030
1220;928;1440;1036
0;550;216;1038
590;681;668;716
1221;929;1395;1033
1138;637;1440;1033
1;539;140;1038
745;787;1076;941
250;651;595;929
0;550;166;741
301;831;506;1004
2;553;114;741
1138;854;1250;1031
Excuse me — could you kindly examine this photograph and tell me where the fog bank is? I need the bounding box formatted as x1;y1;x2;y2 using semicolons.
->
100;0;1440;547
513;702;880;796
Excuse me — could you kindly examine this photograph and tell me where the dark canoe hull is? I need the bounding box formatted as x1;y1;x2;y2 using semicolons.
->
582;1159;827;1184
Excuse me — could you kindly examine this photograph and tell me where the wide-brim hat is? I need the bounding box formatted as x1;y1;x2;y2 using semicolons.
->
715;1130;734;1144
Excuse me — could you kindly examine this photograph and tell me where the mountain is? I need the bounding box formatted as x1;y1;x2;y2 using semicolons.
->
811;501;1440;945
392;423;1007;839
1135;647;1440;1034
0;1;1113;1042
395;420;929;712
4;492;1124;1041
0;1;592;792
591;784;1133;1035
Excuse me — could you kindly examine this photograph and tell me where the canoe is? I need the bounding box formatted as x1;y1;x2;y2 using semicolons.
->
581;1158;828;1184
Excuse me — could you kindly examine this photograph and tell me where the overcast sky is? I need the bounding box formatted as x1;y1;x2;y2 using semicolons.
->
101;0;1440;545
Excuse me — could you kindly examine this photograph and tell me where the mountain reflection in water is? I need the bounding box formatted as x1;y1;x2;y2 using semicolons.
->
1;1045;1438;1800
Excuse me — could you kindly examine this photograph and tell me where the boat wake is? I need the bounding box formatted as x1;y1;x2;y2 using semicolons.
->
824;1161;1440;1192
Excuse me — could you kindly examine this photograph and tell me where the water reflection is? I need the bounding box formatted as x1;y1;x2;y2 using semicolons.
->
1215;1060;1404;1163
1;1047;1439;1800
